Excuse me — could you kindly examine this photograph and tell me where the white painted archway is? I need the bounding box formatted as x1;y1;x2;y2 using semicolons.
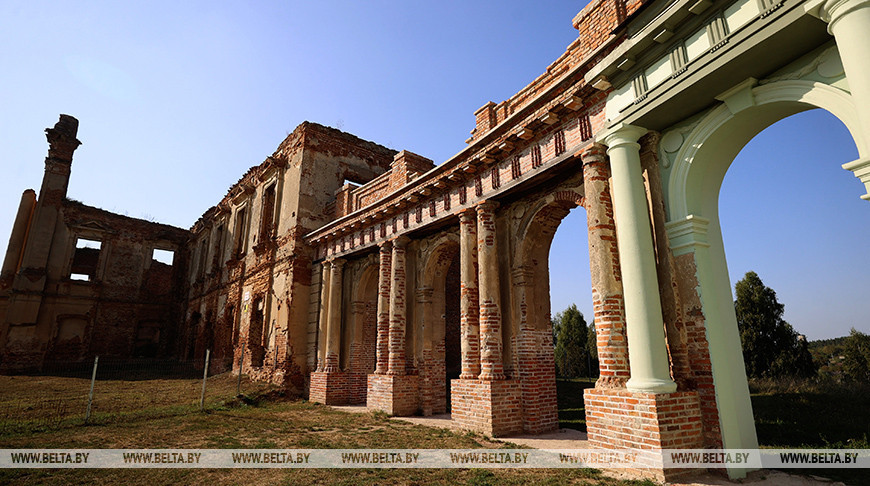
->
662;77;865;453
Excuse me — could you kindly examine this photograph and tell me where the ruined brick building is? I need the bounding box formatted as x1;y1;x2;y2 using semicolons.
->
3;0;870;480
0;115;190;367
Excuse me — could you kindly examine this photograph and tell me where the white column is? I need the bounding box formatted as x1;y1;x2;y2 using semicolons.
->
600;124;676;394
820;0;870;200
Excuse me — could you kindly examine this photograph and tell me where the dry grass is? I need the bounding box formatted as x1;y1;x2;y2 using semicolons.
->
0;372;274;433
0;375;654;486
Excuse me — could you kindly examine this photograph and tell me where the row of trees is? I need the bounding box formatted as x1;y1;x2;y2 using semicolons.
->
735;271;870;382
551;271;868;382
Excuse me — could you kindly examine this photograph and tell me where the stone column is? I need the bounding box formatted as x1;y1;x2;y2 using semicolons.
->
387;236;409;375
476;201;504;380
600;124;676;394
375;241;392;374
458;208;480;379
819;0;870;200
324;258;345;372
17;115;81;290
582;144;630;386
0;190;36;284
317;261;331;371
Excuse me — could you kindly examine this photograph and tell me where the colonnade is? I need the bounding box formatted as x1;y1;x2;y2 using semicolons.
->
355;202;505;382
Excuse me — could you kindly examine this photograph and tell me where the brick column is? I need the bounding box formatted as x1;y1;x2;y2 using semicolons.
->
316;261;331;371
458;208;480;379
387;236;409;375
583;133;703;483
349;300;367;372
324;258;345;372
601;124;675;394
476;201;504;380
582;144;629;387
417;286;435;416
375;241;392;374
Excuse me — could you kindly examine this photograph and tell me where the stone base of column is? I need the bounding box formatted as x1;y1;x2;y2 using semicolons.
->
309;371;365;405
584;387;704;482
450;378;522;437
366;373;419;416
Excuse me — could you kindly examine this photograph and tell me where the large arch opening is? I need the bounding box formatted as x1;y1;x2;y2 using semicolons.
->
511;186;586;433
548;207;594;369
719;109;868;341
664;78;868;450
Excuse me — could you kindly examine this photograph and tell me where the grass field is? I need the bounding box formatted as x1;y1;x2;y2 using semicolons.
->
2;374;867;485
0;374;654;486
748;378;870;485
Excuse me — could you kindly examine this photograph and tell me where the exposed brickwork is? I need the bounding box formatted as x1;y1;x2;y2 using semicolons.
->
582;145;629;386
476;202;503;381
2;2;748;470
0;116;190;371
584;388;704;481
310;370;347;405
515;328;559;434
458;209;480;380
366;373;419;416
674;253;723;448
451;378;523;437
387;238;407;375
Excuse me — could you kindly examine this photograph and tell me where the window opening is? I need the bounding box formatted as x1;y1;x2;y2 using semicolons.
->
70;238;101;281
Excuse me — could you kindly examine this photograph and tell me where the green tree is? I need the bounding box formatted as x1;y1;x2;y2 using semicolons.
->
586;321;599;376
552;304;588;378
843;328;870;383
734;271;817;378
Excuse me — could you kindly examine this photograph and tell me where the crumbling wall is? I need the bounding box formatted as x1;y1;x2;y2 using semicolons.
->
0;116;190;370
183;122;396;392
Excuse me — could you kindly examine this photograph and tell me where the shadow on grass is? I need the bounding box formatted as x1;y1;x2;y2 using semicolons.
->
556;378;596;432
751;382;870;486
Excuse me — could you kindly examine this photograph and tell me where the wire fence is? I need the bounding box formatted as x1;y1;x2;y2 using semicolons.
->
0;351;275;436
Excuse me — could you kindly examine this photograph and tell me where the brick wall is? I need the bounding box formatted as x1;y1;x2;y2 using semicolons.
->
334;183;357;218
470;0;643;138
420;339;448;416
389;151;435;191
310;370;369;405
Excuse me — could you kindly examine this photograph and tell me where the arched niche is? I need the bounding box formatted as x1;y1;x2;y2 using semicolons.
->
416;234;460;416
341;258;379;376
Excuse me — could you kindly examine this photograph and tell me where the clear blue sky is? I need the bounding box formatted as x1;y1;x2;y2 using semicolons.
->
1;1;866;340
